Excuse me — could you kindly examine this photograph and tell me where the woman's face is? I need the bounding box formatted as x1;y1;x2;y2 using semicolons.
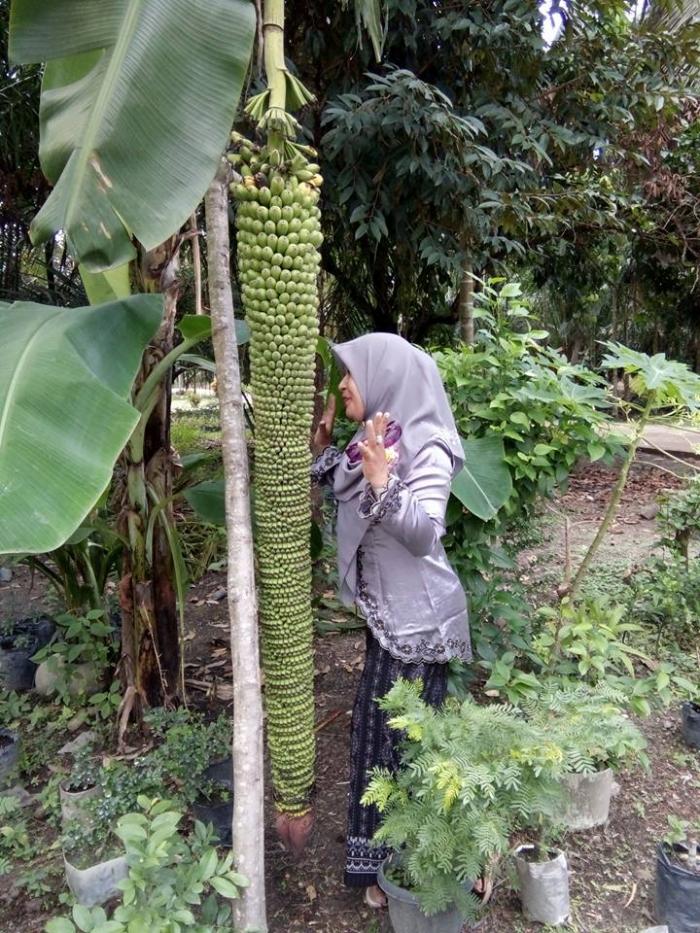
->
339;372;365;422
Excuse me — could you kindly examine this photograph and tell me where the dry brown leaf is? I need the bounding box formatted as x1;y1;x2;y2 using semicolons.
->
216;683;234;701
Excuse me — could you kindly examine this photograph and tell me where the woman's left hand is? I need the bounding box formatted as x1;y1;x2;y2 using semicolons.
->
358;412;390;492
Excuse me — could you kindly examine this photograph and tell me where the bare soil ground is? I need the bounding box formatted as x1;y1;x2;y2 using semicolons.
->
1;458;698;933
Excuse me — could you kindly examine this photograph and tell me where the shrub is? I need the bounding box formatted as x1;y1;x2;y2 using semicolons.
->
519;683;649;773
434;281;616;542
362;678;566;916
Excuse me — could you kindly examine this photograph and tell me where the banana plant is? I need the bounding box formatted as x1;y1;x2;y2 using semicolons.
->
9;0;256;270
0;296;162;554
9;0;256;711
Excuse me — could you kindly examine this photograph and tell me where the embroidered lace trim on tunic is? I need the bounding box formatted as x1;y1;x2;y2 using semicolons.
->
357;474;404;522
355;547;470;664
311;445;342;485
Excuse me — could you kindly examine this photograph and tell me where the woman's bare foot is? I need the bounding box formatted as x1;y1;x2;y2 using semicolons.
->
473;875;493;904
364;884;388;908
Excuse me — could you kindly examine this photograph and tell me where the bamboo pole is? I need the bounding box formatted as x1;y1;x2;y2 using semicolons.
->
205;160;267;933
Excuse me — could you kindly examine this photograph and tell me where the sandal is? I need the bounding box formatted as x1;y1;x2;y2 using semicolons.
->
364;885;388;909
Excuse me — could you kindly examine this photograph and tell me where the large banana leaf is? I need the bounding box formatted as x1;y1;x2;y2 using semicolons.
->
9;0;256;271
451;435;513;521
0;296;162;554
80;264;132;305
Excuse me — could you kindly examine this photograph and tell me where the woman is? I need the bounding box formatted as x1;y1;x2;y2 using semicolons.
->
311;333;472;908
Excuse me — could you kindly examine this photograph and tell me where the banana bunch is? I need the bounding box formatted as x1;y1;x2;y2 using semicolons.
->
229;133;323;816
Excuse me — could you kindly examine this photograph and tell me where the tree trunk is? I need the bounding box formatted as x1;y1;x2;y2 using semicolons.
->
205;161;267;932
458;253;475;345
118;239;181;726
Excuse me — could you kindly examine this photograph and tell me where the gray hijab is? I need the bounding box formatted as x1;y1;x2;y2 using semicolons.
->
331;333;463;601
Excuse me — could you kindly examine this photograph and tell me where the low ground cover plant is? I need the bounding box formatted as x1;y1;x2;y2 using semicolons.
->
47;798;247;933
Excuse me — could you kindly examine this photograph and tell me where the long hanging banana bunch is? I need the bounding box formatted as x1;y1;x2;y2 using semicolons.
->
229;130;323;826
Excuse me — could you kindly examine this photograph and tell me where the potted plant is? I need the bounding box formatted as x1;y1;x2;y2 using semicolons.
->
59;758;150;905
680;700;700;750
60;746;102;827
655;816;700;932
522;684;648;831
0;616;55;690
362;678;567;933
513;832;570;926
0;727;20;789
61;817;128;907
33;610;116;699
142;707;231;829
47;798;248;932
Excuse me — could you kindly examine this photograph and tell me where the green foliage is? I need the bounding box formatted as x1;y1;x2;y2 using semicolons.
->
436;281;617;591
323;68;527;268
450;571;535;682
664;814;700;847
451;435;513;522
143;708;231;805
33;610;118;687
308;0;700;338
0;295;162;556
438;282;615;512
631;553;700;648
601;342;700;409
481;597;682;716
47;798;247;933
0;794;60;900
0;688;108;780
657;475;700;561
9;0;255;271
362;678;567;916
61;709;231;867
520;683;649;774
23;517;124;614
576;557;632;605
0;795;37;864
62;744;100;793
534;599;648;681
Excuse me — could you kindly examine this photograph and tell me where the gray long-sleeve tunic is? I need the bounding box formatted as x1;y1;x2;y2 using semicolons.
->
312;441;472;665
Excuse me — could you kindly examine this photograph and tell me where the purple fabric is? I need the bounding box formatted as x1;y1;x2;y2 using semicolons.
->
345;419;402;465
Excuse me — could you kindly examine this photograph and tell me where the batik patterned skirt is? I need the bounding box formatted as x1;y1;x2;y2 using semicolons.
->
344;628;448;887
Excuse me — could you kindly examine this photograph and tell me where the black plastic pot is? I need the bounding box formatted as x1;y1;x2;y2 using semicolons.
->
656;842;700;933
681;702;700;750
0;617;55;691
0;728;20;789
192;758;234;847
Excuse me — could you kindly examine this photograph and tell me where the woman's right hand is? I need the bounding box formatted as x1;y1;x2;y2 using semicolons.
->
313;394;337;456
